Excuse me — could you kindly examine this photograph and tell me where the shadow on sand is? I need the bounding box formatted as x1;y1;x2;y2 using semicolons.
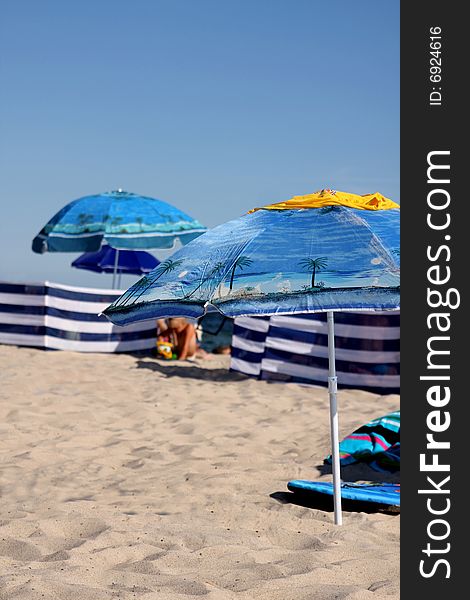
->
270;490;399;515
135;358;247;383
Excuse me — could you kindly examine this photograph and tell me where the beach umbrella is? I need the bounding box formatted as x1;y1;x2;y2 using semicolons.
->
103;188;400;525
71;245;160;289
32;189;206;253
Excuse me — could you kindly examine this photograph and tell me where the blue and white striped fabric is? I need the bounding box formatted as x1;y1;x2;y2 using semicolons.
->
231;312;400;394
0;281;156;352
230;316;270;376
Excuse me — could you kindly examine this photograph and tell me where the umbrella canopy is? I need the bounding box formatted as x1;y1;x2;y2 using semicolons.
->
32;189;206;253
103;190;400;324
103;188;400;526
71;245;160;275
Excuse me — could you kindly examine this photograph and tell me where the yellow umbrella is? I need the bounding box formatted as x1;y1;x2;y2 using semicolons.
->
249;188;399;213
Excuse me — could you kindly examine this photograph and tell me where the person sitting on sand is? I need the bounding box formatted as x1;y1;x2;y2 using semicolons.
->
156;317;198;360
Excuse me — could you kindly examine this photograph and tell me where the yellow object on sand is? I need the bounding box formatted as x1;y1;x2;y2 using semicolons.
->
156;340;175;360
249;189;399;213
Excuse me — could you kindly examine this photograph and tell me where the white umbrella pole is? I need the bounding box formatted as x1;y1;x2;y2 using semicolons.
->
327;311;342;525
112;249;120;289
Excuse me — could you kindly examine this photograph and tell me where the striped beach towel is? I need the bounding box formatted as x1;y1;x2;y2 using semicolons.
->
325;411;400;472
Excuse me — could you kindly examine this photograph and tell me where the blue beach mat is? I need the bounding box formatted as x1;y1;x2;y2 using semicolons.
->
287;480;400;508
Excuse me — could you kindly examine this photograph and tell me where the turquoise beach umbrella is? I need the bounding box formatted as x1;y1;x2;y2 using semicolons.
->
32;189;206;253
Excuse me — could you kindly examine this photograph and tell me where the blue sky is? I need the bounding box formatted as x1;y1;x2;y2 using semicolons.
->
0;0;399;288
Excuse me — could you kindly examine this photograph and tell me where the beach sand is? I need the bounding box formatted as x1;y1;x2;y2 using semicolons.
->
0;345;399;599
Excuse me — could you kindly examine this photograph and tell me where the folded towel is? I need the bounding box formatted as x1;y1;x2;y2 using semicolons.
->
325;411;400;472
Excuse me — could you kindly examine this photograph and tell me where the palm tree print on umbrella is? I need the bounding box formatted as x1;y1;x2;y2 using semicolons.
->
229;256;253;291
77;214;94;232
110;217;123;231
183;261;226;300
299;257;328;288
113;258;184;307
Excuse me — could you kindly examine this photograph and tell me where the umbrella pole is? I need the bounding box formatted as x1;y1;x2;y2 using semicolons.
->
112;249;120;289
327;311;342;525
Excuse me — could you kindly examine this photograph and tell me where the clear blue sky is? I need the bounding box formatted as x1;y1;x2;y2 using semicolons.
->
0;0;399;288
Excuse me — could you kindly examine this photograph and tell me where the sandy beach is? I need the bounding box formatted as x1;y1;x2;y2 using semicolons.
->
0;345;399;599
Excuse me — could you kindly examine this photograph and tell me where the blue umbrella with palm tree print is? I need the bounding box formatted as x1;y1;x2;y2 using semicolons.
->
103;189;400;524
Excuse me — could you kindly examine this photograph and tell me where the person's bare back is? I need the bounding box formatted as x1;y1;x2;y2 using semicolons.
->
157;318;197;360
